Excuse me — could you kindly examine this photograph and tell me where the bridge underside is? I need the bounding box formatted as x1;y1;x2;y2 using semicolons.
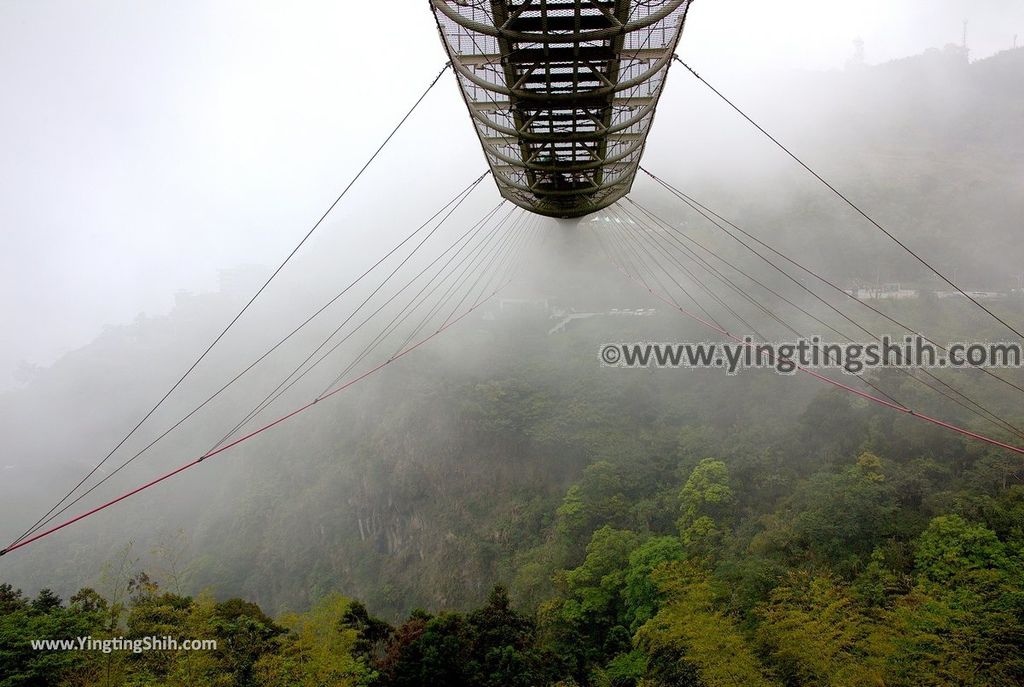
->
430;0;691;218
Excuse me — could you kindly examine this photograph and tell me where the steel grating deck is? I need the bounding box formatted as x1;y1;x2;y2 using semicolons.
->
430;0;692;218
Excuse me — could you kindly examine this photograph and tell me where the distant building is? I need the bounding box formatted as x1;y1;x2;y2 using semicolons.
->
548;313;598;335
498;297;551;313
548;307;658;335
935;290;1006;300
846;283;918;300
482;296;659;334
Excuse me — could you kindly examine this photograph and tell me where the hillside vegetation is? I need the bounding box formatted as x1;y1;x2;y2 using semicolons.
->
3;47;1024;686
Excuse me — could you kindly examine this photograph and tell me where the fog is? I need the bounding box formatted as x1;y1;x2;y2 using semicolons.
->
1;0;1023;621
2;0;1021;388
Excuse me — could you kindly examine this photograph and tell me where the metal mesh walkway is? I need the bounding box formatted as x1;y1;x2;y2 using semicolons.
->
431;0;692;218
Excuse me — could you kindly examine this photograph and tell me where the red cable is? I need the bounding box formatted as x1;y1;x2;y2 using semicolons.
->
12;242;1019;556
0;289;504;556
608;258;1024;456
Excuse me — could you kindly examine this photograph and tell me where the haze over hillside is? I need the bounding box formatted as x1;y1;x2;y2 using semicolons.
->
2;11;1024;686
2;43;1023;608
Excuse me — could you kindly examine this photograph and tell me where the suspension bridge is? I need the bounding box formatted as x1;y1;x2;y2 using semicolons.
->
432;0;691;217
3;0;1022;557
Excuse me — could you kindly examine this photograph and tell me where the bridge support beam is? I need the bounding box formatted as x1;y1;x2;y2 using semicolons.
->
430;0;692;219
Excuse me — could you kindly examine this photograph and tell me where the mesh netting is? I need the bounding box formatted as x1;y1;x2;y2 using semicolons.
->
431;0;691;218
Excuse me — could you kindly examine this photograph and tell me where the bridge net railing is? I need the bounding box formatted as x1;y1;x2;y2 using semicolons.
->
431;0;691;218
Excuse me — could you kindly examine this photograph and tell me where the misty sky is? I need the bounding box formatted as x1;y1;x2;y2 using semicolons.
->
1;0;1022;389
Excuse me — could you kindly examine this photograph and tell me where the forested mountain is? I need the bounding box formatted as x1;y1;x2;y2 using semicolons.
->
3;47;1024;687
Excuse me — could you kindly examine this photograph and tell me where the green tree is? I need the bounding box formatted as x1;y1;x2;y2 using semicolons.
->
750;455;897;574
380;588;550;687
877;515;1024;685
621;537;684;631
558;527;642;627
755;572;887;686
0;588;105;687
914;514;1012;585
678;459;734;556
254;593;371;687
636;562;778;687
466;585;548;687
209;597;286;686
